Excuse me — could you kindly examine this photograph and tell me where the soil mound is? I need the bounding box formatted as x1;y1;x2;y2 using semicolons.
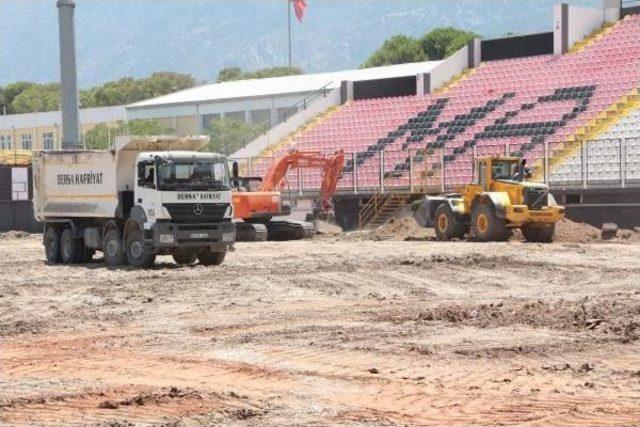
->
374;216;434;241
552;219;601;243
554;219;640;243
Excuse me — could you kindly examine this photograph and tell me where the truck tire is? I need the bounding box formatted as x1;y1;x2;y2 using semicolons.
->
61;228;83;264
471;204;511;242
44;226;61;264
434;204;466;241
198;250;226;266
173;250;198;266
125;230;156;268
522;224;555;243
103;228;126;266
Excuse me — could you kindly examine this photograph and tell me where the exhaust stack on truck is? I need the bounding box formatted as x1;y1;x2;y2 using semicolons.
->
33;136;236;267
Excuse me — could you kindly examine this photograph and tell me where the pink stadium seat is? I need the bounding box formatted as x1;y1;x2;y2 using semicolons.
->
261;15;640;190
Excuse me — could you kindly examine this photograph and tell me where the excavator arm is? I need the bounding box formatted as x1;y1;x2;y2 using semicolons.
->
259;150;345;213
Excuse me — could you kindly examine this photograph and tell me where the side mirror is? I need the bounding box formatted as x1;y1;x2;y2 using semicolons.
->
232;162;239;180
231;161;239;188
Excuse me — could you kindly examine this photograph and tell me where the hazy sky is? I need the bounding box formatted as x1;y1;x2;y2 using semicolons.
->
0;0;601;87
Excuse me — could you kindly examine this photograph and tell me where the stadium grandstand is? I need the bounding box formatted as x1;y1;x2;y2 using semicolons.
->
234;3;640;230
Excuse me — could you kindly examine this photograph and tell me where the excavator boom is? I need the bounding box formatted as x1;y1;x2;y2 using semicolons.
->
260;149;345;213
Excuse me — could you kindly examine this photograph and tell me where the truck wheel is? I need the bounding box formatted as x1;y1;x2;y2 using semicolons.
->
198;250;226;266
522;224;555;243
103;228;126;266
44;226;61;264
471;204;511;242
61;228;83;264
434;204;466;241
125;230;156;268
173;250;198;265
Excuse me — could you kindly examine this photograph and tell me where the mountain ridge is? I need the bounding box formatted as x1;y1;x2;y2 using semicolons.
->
0;0;599;88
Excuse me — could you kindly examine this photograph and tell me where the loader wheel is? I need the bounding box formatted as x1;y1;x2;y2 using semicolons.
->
103;228;126;267
198;250;226;266
471;204;511;242
61;228;83;264
173;250;198;266
44;226;61;264
434;204;466;241
522;224;555;243
126;230;156;268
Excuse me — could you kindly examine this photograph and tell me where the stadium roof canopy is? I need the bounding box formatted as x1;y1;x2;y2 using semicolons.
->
127;60;442;109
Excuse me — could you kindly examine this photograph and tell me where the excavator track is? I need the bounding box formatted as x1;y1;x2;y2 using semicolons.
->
235;222;268;242
267;220;316;241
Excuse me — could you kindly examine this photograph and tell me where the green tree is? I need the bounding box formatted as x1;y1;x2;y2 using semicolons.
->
84;119;174;150
1;82;35;114
208;118;267;155
84;124;114;150
82;72;196;108
1;72;197;114
217;67;243;82
362;35;427;68
216;66;303;83
11;83;61;113
419;27;479;60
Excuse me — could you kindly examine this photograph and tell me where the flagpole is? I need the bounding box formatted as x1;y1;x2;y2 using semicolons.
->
288;0;292;71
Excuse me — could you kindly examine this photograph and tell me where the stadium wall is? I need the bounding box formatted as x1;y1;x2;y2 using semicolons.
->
353;77;416;100
231;87;341;159
554;3;608;54
622;5;640;17
429;46;470;93
481;32;554;61
0;166;40;232
567;5;606;47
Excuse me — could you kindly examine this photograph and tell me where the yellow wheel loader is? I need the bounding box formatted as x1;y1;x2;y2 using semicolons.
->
414;157;565;242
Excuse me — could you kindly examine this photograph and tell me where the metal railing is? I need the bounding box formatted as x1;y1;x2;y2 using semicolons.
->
253;81;334;132
230;137;640;195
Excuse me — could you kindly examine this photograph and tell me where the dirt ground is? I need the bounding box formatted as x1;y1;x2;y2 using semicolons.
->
1;230;640;426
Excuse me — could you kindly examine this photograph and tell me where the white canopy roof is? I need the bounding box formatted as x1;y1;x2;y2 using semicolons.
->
127;60;442;109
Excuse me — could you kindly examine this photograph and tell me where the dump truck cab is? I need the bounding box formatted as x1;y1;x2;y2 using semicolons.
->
414;156;565;242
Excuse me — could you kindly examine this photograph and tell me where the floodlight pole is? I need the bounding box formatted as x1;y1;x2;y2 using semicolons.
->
288;0;292;71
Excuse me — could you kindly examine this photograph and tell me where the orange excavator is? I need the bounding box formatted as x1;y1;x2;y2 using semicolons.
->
232;150;345;241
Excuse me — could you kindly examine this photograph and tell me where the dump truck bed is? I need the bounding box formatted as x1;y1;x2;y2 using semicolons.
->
32;150;120;221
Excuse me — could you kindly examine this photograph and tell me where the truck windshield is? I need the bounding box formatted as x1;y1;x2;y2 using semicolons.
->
157;159;230;191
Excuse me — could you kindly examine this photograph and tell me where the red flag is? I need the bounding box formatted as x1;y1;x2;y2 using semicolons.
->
292;0;307;22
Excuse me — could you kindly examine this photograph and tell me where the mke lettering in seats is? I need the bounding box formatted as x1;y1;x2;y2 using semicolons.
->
57;172;104;186
177;193;221;201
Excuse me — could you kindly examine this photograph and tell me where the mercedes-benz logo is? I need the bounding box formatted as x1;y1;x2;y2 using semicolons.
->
193;204;204;216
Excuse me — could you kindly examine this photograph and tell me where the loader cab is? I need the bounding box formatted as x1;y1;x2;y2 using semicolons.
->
475;157;520;191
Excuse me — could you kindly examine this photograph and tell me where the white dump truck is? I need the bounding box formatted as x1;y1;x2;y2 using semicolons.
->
32;136;236;268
